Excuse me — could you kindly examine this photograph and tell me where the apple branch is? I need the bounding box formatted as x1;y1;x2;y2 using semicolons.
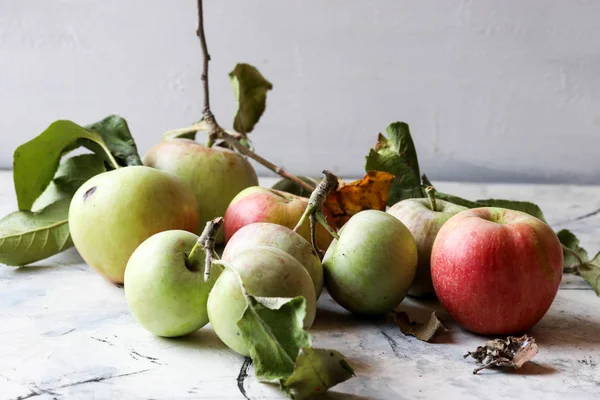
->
186;217;223;281
294;170;340;255
194;0;315;192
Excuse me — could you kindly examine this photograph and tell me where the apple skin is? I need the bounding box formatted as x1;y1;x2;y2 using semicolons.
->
207;246;317;356
387;199;467;297
223;186;334;251
431;207;563;335
144;139;258;243
222;222;324;298
68;166;198;284
323;210;418;315
124;230;221;337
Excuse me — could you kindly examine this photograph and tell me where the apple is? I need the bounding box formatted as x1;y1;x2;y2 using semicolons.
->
69;166;198;284
144;138;258;243
431;207;563;335
207;246;317;356
223;186;334;251
387;198;467;297
323;210;418;314
222;222;324;297
124;230;221;337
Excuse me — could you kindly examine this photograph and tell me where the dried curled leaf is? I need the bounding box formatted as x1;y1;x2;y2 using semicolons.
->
324;171;394;228
464;335;538;374
394;311;447;342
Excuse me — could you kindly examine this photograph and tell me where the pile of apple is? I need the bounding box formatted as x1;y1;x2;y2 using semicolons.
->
68;135;564;352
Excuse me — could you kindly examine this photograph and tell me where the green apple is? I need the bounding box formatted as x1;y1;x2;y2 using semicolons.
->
323;210;418;314
207;246;316;356
124;230;221;337
68;166;198;284
144;139;258;243
222;222;324;297
387;198;467;297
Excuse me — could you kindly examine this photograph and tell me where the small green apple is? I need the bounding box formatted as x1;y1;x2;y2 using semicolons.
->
124;230;221;337
68;166;198;284
222;222;324;297
207;246;316;356
323;210;418;314
387;198;467;297
144;139;258;243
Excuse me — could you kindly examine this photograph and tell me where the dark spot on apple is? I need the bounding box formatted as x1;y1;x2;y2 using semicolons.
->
83;186;97;202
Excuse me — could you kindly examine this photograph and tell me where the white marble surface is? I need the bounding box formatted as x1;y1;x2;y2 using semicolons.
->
1;173;599;399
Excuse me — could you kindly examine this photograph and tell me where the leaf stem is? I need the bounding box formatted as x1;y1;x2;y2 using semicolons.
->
294;170;340;255
425;186;437;212
561;243;586;271
95;140;120;170
194;0;315;190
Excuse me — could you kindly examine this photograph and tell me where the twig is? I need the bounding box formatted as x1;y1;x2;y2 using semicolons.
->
294;170;340;255
194;0;315;192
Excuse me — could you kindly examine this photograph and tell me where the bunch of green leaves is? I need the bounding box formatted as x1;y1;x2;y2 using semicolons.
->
364;121;600;295
165;63;273;144
0;115;141;267
236;289;354;399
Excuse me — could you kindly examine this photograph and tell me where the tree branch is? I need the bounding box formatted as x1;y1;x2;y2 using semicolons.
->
194;0;315;192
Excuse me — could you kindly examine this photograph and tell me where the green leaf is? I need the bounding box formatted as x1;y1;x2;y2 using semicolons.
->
85;114;142;167
163;120;208;141
33;154;106;211
281;348;355;400
476;199;547;223
579;252;600;296
557;229;589;272
0;198;72;266
229;63;273;134
365;123;423;205
12;119;122;211
433;191;482;208
237;296;311;382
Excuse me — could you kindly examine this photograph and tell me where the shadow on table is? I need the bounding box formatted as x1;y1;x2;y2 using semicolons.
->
314;391;370;400
531;311;600;347
162;327;228;351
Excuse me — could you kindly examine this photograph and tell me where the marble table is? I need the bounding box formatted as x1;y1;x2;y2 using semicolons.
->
1;173;599;399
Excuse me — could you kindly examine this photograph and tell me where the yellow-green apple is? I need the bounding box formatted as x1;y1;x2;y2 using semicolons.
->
143;138;258;243
223;187;334;251
69;166;198;284
222;222;323;297
124;230;221;337
323;210;418;314
207;246;316;356
431;207;563;335
388;198;467;297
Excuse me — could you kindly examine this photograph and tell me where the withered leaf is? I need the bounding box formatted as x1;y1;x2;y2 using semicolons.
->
464;335;538;374
324;171;394;229
394;311;447;342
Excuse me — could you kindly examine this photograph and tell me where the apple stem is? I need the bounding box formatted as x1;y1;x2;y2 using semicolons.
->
294;170;340;255
425;186;437;212
193;0;315;193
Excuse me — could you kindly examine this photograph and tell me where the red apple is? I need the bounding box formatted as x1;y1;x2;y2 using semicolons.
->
223;186;334;251
144;139;258;243
431;207;563;335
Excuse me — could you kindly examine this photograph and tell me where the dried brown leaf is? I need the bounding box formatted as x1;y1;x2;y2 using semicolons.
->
393;311;447;342
324;171;394;228
464;335;538;374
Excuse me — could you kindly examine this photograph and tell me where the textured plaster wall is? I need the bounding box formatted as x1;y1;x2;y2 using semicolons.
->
1;0;600;183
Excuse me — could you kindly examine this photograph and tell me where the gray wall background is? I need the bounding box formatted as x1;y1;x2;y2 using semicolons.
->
2;0;600;183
